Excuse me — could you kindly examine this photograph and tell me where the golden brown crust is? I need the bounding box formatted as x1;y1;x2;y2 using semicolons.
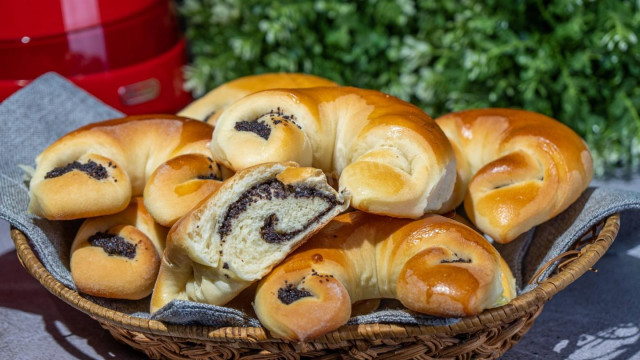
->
436;108;593;243
150;162;350;313
210;86;457;218
255;264;351;341
254;212;513;341
29;115;215;220
144;154;223;227
70;198;167;300
177;73;338;124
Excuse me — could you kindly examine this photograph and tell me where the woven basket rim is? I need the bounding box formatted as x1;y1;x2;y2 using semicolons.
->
11;213;620;343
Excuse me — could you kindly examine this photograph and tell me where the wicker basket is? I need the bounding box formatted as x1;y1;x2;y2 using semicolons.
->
11;213;620;360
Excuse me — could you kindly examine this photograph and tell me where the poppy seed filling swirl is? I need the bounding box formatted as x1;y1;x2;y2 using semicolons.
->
218;179;341;244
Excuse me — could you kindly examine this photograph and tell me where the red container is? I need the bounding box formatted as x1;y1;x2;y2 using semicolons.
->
0;0;192;114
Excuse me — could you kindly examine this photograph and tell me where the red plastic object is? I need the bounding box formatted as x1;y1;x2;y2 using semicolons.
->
0;0;192;114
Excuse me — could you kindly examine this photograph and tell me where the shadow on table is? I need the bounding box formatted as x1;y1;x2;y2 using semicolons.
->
0;249;144;359
503;210;640;360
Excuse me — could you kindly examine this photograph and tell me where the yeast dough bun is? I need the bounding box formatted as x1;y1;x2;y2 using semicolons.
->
29;115;215;220
210;87;457;218
71;197;167;300
254;212;515;340
436;108;593;243
178;73;338;125
150;162;350;312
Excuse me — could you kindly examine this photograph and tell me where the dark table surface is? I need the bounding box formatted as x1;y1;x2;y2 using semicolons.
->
1;178;638;360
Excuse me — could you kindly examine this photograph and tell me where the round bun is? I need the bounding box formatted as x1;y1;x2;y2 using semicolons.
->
177;73;338;125
70;197;167;300
150;162;350;313
254;212;514;341
29;115;215;220
210;87;457;218
435;108;594;243
144;154;223;227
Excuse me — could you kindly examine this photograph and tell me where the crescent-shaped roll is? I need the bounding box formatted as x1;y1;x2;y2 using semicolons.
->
150;162;350;313
435;108;594;243
210;87;457;218
254;212;515;341
70;197;167;300
177;73;338;125
28;115;218;220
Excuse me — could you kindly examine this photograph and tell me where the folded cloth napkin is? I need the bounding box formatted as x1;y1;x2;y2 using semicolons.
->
1;73;639;327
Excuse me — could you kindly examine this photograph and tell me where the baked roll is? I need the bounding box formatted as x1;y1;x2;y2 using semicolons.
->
435;108;594;243
143;154;223;227
254;212;515;340
177;73;338;125
150;162;350;313
28;115;216;220
210;87;457;218
70;197;167;300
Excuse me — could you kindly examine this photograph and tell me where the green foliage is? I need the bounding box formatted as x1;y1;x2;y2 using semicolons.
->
180;0;640;176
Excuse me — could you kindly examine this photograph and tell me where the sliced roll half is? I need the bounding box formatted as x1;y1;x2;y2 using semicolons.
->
150;162;350;312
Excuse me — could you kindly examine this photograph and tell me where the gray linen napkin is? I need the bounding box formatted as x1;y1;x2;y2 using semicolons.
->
1;73;639;328
0;73;122;289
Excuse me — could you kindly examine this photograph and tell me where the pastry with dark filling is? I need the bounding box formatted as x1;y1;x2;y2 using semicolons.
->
70;197;167;300
254;212;516;341
209;86;457;220
144;154;224;227
177;72;338;125
28;115;215;220
150;162;350;312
